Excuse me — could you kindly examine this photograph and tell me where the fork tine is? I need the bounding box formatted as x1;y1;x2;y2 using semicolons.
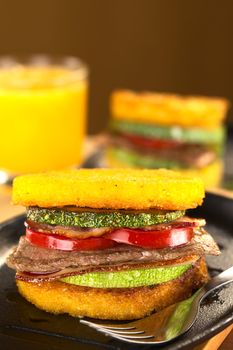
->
99;329;144;335
80;319;135;330
100;329;154;340
80;320;106;330
95;325;135;330
108;334;153;339
104;334;156;344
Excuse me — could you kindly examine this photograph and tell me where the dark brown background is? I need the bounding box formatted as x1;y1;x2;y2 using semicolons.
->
0;0;232;133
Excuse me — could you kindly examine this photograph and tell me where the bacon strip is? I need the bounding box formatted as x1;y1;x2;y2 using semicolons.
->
26;220;111;238
25;217;205;238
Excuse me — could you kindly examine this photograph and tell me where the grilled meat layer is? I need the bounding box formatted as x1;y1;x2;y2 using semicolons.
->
7;229;219;276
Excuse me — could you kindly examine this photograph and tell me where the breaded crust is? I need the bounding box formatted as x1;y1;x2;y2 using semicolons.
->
111;90;229;128
13;169;204;210
17;257;208;320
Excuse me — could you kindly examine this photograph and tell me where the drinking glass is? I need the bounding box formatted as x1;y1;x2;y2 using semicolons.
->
0;55;88;183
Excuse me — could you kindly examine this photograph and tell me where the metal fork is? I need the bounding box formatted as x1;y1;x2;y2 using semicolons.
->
80;266;233;344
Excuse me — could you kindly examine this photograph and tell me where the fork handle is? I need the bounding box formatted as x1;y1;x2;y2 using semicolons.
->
202;265;233;299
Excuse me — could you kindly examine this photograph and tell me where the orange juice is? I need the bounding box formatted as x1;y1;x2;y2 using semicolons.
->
0;56;88;175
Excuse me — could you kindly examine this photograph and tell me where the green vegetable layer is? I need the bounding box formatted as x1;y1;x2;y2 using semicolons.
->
111;120;225;144
27;207;184;228
61;264;191;288
108;147;185;169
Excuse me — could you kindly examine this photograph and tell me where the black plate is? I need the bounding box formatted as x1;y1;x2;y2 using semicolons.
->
0;193;233;350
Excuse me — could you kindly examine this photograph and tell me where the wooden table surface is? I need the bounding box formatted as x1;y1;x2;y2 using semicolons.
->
0;185;232;350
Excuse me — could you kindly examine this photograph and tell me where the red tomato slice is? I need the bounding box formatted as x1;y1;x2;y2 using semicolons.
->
104;222;194;248
26;229;116;251
123;133;181;149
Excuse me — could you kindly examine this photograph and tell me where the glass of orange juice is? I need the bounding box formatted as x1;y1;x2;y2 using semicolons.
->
0;55;88;183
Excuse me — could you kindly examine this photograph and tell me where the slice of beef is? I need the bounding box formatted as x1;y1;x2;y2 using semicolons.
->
16;255;200;282
7;229;220;274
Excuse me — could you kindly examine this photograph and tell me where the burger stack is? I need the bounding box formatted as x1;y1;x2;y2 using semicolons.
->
7;169;219;320
107;90;229;188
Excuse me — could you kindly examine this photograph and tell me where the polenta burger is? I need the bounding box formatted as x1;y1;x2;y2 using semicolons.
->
7;169;220;320
108;91;229;188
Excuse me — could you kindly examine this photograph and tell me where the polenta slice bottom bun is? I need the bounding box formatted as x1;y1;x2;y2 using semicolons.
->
7;169;220;320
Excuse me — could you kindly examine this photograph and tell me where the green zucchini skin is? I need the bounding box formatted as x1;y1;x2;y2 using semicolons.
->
61;264;191;288
111;120;225;144
108;146;185;169
27;207;185;228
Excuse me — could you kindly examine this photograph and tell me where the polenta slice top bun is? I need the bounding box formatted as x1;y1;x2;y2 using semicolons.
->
111;90;229;128
13;168;204;210
7;169;220;320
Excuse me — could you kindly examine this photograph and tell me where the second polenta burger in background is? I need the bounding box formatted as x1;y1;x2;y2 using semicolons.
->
107;91;229;188
7;169;220;320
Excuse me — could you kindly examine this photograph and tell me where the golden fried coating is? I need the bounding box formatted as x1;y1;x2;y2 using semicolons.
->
17;257;208;320
13;168;204;210
111;90;229;128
